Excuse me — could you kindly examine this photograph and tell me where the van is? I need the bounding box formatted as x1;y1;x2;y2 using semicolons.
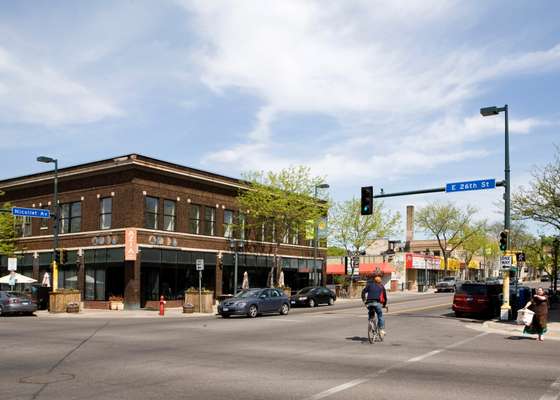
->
452;283;502;318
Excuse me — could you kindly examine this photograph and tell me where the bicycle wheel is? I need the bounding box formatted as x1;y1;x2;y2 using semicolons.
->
367;318;375;344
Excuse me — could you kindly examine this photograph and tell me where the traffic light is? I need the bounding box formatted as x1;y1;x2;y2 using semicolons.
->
516;252;526;263
361;186;373;215
55;249;68;265
499;231;508;251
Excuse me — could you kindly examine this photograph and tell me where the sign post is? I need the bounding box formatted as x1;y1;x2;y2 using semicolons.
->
196;259;204;313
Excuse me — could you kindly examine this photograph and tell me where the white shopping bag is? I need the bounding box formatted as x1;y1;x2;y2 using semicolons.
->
516;309;534;326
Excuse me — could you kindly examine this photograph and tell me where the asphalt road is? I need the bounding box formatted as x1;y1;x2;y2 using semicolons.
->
1;293;559;400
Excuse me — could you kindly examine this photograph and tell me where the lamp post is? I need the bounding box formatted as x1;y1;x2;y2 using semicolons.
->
424;248;432;292
229;238;244;295
480;104;511;319
313;183;329;286
37;156;59;291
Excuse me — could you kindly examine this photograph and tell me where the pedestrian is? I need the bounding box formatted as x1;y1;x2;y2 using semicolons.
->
523;287;549;341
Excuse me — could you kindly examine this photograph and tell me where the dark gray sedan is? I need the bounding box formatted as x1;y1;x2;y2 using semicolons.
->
218;288;290;318
0;291;38;316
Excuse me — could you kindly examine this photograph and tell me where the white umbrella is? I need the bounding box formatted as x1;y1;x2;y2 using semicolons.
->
278;270;285;288
0;272;37;284
42;272;51;287
242;271;249;290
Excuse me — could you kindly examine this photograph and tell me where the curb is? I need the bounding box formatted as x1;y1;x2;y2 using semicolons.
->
466;320;560;341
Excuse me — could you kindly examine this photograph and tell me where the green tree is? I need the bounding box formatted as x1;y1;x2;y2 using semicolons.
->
0;202;18;257
237;166;328;287
328;198;400;277
415;202;482;272
327;246;347;256
459;223;489;267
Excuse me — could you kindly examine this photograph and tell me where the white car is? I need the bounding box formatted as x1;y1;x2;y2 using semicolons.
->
435;277;457;292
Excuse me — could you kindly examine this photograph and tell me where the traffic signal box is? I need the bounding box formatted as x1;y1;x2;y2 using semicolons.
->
361;186;373;215
55;249;67;265
499;231;508;251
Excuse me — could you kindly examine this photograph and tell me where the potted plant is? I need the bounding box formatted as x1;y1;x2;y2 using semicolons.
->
109;295;124;311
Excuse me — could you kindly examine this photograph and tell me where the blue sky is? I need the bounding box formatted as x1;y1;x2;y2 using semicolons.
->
1;1;559;236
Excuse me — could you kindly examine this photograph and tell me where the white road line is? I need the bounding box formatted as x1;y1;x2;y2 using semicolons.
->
540;376;560;400
302;332;489;400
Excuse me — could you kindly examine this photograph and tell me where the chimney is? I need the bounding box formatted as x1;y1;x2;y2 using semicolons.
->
406;205;414;243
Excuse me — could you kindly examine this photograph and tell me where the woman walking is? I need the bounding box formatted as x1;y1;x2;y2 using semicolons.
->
523;287;549;341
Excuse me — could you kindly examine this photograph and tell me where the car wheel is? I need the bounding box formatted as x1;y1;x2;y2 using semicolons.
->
280;303;289;315
328;298;334;306
247;305;258;318
308;298;316;308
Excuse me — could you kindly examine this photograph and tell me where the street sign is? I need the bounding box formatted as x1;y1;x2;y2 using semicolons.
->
445;179;496;193
196;259;204;271
11;207;50;218
7;258;17;271
500;256;512;269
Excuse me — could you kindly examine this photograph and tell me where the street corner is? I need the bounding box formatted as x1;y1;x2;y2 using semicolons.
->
466;319;560;341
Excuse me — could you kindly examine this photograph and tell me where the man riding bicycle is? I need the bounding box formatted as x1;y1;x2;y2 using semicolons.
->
361;273;387;337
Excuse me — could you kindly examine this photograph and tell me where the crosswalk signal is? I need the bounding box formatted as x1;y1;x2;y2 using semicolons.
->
499;231;508;251
361;186;373;215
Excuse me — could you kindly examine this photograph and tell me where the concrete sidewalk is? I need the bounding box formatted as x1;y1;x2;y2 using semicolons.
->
473;305;560;341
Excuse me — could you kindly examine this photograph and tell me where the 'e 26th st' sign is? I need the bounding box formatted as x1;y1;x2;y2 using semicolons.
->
445;179;496;193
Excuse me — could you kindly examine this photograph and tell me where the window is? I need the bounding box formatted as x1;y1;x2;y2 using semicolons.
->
291;225;299;245
60;202;81;233
238;213;246;240
40;206;49;229
204;207;215;236
145;196;158;229
189;204;201;234
100;198;112;230
16;217;32;237
223;210;234;238
260;223;266;242
163;200;176;231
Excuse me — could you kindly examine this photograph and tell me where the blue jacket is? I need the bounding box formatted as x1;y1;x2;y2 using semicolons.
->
362;281;387;306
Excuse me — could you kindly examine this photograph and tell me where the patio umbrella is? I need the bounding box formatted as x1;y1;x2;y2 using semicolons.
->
242;271;249;290
42;272;51;287
278;270;285;288
0;272;37;284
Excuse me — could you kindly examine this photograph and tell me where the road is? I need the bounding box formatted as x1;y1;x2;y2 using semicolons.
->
1;293;559;400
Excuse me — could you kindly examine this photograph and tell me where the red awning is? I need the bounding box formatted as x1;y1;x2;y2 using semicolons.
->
359;262;395;274
326;264;345;275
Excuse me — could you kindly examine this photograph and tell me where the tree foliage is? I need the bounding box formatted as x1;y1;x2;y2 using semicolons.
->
237;166;328;286
0;202;18;256
328;198;400;253
415;202;482;271
513;146;560;232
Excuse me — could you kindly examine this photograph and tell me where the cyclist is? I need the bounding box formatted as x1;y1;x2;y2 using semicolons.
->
361;272;387;337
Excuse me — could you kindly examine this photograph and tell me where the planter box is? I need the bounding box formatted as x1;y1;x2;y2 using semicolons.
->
185;291;214;313
110;301;124;311
83;301;111;310
49;290;81;313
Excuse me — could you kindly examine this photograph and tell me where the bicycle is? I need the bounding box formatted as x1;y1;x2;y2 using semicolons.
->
366;303;387;344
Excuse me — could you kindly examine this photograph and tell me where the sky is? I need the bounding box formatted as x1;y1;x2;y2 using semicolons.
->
0;1;559;238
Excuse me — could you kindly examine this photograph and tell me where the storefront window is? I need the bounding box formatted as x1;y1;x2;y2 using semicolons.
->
58;266;78;289
145;196;158;229
163;200;176;231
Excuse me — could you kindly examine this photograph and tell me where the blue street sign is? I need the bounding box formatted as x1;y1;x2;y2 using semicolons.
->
11;207;50;218
445;179;496;193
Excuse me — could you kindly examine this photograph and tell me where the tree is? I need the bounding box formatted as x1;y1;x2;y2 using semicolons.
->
0;202;18;257
237;166;328;287
328;198;400;277
512;145;560;232
415;202;482;272
459;223;489;267
327;246;347;256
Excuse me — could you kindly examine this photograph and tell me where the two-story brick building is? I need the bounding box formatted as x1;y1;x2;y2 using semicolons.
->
0;154;325;309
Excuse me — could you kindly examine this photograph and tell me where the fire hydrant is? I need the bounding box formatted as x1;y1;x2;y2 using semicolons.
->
159;295;166;316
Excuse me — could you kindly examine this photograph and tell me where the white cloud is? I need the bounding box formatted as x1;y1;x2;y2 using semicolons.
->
0;47;122;126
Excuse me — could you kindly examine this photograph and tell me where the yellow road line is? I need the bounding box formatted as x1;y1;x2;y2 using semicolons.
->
387;303;451;315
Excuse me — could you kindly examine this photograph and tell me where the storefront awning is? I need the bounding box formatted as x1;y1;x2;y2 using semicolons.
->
359;262;395;274
326;264;345;275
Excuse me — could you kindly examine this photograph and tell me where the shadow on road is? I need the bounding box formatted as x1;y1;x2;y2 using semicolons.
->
393;312;485;324
345;336;369;343
506;335;535;341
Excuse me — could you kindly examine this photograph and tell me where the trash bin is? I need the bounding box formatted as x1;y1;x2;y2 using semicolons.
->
183;303;194;314
417;284;425;292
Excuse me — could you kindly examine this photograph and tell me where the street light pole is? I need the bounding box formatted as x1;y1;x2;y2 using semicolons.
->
229;239;244;295
313;183;329;286
37;156;59;291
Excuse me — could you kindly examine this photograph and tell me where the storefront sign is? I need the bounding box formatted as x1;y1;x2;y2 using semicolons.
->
405;253;440;270
125;229;138;261
148;235;178;247
91;235;118;246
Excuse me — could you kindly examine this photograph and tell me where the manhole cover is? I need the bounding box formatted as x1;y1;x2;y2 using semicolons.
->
20;373;75;385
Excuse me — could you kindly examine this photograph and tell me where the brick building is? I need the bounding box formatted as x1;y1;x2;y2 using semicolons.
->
0;154;325;309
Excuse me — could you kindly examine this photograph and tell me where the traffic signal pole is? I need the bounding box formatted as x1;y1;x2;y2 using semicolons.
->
52;160;59;291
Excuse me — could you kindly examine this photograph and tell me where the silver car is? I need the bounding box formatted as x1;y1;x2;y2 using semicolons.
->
0;291;38;316
435;277;457;292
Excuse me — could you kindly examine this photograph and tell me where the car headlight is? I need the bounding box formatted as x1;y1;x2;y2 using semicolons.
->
299;297;307;300
237;302;247;308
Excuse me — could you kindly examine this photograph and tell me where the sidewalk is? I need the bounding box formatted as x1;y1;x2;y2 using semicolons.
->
473;305;560;341
36;306;218;319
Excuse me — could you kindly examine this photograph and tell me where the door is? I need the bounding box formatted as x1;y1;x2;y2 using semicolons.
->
270;289;283;311
320;288;331;304
259;289;273;312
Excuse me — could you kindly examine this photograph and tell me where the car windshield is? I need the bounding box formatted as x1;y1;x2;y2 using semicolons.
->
295;287;314;295
443;277;455;281
233;290;260;299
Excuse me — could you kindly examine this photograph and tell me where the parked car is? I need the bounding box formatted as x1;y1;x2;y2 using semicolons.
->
435;277;457;293
452;283;502;318
0;291;38;316
486;277;504;285
541;275;550;282
218;288;290;318
290;286;336;307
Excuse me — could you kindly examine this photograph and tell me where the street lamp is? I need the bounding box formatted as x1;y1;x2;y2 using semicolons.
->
481;104;510;319
37;156;59;290
229;238;244;295
313;183;329;286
